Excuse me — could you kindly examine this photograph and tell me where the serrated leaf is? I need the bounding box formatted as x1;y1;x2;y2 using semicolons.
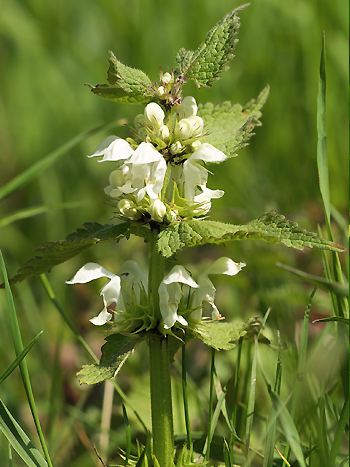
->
198;86;269;157
5;222;130;286
176;6;246;87
77;334;138;385
190;321;246;350
91;51;154;104
90;84;152;104
157;211;344;258
107;51;153;94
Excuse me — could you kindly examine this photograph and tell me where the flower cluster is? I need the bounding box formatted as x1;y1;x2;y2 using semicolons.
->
89;91;227;223
67;258;245;332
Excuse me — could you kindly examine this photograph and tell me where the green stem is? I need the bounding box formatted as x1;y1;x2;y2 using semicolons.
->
149;333;174;466
205;348;216;461
148;231;174;466
182;343;192;449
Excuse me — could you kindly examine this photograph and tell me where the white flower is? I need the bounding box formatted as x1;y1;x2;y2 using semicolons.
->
190;258;246;321
177;116;204;140
193;185;224;215
144;103;165;128
128;142;167;201
177;96;198;119
159;265;199;329
66;262;121;326
149;198;166;222
182;143;227;207
88;136;134;163
105;143;167;205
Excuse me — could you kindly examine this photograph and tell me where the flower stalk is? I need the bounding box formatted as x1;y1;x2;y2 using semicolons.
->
148;231;174;464
149;333;174;466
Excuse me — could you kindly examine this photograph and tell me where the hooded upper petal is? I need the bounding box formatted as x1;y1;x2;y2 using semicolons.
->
190;143;227;163
129;142;163;164
205;257;246;276
66;262;115;284
162;265;199;288
88;136;134;162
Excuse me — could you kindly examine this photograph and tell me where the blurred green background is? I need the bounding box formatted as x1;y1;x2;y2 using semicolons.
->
0;0;348;465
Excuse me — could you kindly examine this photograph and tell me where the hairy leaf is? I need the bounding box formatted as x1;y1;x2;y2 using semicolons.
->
90;84;152;104
198;86;269;157
190;320;247;350
157;211;344;258
176;6;246;87
91;51;153;103
77;334;137;384
5;222;130;286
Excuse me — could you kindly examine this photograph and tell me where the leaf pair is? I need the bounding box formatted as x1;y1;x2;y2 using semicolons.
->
91;5;248;104
2;211;342;288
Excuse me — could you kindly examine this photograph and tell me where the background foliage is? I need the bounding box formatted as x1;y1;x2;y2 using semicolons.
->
0;0;348;465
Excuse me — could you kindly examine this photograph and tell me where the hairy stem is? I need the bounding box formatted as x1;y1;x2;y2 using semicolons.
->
149;334;174;466
148;231;174;465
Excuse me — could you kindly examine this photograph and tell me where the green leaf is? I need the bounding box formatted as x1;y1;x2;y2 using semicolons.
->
198;86;269;157
90;84;152;104
0;399;48;467
77;334;138;385
157;211;344;258
4;222;130;286
91;51;153;103
175;6;247;87
190;321;247;351
107;51;153;94
0;331;43;385
277;262;348;297
317;33;330;224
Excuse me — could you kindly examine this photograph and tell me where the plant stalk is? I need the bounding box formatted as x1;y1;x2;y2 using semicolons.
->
149;333;174;466
148;231;174;466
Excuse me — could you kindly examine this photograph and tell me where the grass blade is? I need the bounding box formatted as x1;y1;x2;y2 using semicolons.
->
0;251;53;467
245;337;258;453
0;121;116;201
0;331;43;385
205;348;216;461
317;32;330;224
270;391;306;467
181;343;192;449
277;262;348;297
0;399;48;467
329;398;349;464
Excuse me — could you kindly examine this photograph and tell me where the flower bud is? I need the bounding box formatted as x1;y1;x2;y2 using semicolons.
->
149;199;166;222
157;86;166;97
158;124;170;141
170;141;183;155
144;103;165;128
177;96;198;119
118;199;140;220
166;209;178;223
177;116;204;139
162;72;173;84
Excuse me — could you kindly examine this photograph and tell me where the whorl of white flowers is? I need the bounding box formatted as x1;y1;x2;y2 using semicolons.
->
88;85;227;223
67;258;245;332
